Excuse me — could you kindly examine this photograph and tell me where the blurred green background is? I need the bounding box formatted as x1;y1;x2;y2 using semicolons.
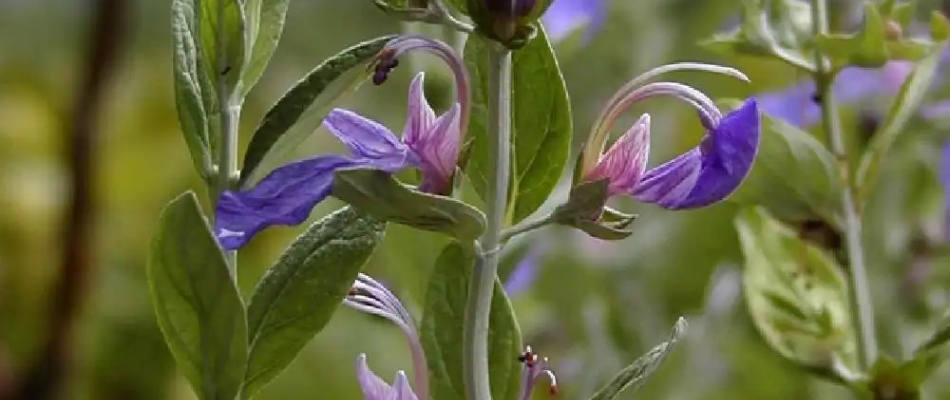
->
2;0;950;399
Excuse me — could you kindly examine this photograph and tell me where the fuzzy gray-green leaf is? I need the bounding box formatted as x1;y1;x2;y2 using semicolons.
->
171;0;212;176
239;36;395;185
587;318;687;400
332;168;486;240
147;191;247;400
243;206;386;397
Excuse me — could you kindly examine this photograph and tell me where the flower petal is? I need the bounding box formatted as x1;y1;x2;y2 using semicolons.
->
631;149;702;206
214;156;374;250
357;354;395;400
634;99;760;209
411;103;461;194
390;371;420;400
403;72;437;145
324;109;419;170
586;114;650;195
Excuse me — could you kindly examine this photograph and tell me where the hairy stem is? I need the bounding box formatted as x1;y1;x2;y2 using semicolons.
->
463;43;512;400
811;0;877;370
215;0;240;275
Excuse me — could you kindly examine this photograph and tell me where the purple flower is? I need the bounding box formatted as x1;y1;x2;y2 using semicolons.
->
516;346;558;399
578;63;761;209
345;274;428;400
346;274;559;400
541;0;607;43
756;61;915;128
214;36;470;250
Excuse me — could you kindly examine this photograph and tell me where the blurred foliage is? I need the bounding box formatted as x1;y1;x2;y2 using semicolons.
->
2;0;950;399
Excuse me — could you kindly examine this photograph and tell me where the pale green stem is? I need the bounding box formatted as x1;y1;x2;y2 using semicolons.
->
811;0;876;371
463;43;512;400
500;214;555;243
215;0;240;276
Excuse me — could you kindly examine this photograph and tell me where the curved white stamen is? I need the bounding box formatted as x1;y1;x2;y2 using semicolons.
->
605;82;723;131
344;273;429;400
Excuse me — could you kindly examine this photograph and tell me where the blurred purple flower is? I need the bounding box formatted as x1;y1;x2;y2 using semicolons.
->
756;61;915;128
541;0;607;42
503;242;546;295
921;100;950;121
214;72;460;249
579;63;760;209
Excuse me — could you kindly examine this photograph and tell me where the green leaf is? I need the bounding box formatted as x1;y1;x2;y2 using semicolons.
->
171;0;212;176
815;4;888;68
587;318;688;400
856;40;949;199
239;36;396;185
241;0;291;95
700;0;816;72
723;99;841;224
421;243;522;400
147;191;247;400
903;310;950;382
816;3;937;69
332;168;486;240
464;26;572;224
735;207;857;376
243;206;386;397
932;11;950;42
199;0;246;94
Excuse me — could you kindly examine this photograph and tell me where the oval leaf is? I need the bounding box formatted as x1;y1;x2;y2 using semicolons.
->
735;207;857;375
332;168;487;240
239;36;396;185
241;0;291;95
463;26;572;224
171;0;212;176
856;40;949;199
147;191;247;400
243;206;386;397
723;99;841;223
421;243;522;400
587;318;687;400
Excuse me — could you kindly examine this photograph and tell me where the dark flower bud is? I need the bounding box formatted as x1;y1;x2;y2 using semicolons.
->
467;0;552;47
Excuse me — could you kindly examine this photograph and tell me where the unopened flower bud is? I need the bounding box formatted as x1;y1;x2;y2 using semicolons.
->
884;19;902;40
467;0;552;47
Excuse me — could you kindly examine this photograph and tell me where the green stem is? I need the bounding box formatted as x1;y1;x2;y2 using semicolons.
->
500;214;554;243
811;0;876;371
463;43;512;400
215;0;240;276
